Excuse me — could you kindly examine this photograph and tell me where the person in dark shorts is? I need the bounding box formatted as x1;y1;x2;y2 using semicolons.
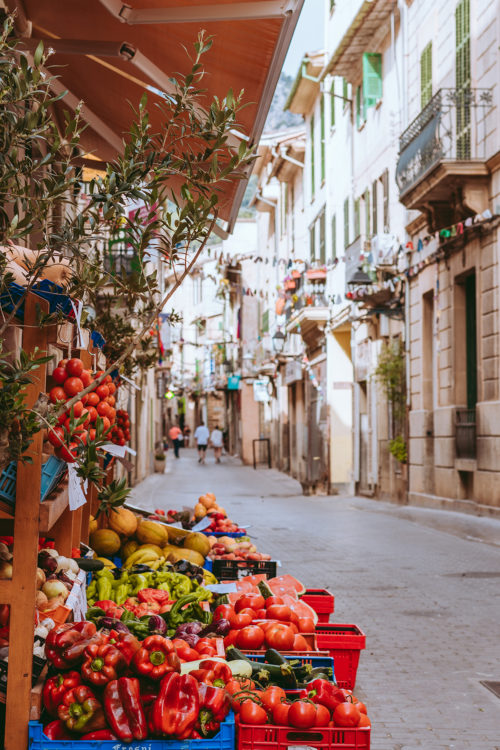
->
194;421;209;464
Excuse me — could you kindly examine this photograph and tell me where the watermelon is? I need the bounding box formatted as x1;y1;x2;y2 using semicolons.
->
267;575;306;596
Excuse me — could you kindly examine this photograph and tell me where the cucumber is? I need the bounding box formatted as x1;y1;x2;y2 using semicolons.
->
74;558;104;572
265;648;287;665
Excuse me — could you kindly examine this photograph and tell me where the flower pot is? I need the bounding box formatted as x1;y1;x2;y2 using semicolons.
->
154;457;166;473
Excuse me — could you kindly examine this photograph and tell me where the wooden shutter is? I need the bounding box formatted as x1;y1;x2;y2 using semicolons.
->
362;53;382;110
320;96;325;183
319;210;326;263
330;80;335;127
381;169;389;231
310;223;316;262
310;114;315;197
343;198;349;248
331;213;337;261
420;42;433;108
372;180;378;235
354;198;361;239
364;188;370;237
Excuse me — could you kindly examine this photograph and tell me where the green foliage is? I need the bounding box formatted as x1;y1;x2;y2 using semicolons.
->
374;339;406;423
96;478;132;519
389;435;407;464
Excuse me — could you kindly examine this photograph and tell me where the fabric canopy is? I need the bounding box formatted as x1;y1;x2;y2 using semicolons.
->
9;0;303;231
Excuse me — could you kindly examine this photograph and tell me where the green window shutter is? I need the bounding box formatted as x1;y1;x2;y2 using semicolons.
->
372;180;378;235
331;213;337;261
261;309;269;334
455;0;471;158
381;169;389;231
310;224;316;262
420;42;433;108
362;53;382;112
343;198;349;249
364;189;370;236
342;78;349;109
310;114;315;197
319;210;326;263
320;96;325;182
330;80;335;127
354;198;361;239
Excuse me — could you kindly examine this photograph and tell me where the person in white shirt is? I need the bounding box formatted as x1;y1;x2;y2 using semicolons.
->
194;421;210;464
210;425;223;463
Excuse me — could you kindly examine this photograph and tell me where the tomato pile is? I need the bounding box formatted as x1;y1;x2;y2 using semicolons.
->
111;409;131;447
46;358;124;461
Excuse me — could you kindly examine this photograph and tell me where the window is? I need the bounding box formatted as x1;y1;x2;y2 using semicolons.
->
420;42;433;108
320;96;325;183
330;80;335;127
354;197;361;239
455;0;471;158
310;224;316;262
381;169;389;231
331;214;337;261
343;198;349;248
310;114;315;197
362;53;382;110
355;86;363;129
372;180;378;235
364;189;370;237
319;210;326;263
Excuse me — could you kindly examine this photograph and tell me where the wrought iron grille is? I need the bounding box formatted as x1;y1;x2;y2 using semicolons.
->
396;88;492;195
455;407;476;460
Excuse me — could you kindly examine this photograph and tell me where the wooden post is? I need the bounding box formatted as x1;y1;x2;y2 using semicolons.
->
4;295;49;750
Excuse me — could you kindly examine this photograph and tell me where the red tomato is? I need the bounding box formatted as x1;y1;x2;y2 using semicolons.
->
80;409;90;427
214;605;235;624
239;700;268;725
57;411;68;425
238;607;257;618
315;703;330;726
265;596;284;609
63;377;84;397
254;609;267;619
55;442;78;463
89;429;96;441
288;700;317;729
355;702;367;715
65;358;84;377
74;430;88;446
95;384;109;400
272;701;290;726
266;605;292;622
49;386;66;404
332;702;361;727
195;638;217;655
172;639;194;660
292;633;310;651
96;401;110;417
235;594;265;613
86;392;99;407
57;359;68;369
108;407;116;422
80;370;94;388
86;406;98;423
101;416;111;432
231;613;253;630
47;426;65;448
105;395;116;407
81;394;89;405
265;623;295;651
297;617;316;633
107;382;116;395
52;367;67;384
70;400;84;418
260;686;286;712
225;678;255;696
357;714;371;728
223;631;239;649
236;626;265;651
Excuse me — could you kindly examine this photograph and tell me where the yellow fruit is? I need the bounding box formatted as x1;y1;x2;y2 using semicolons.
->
139;544;164;557
183;532;210;559
122;540;139;559
96;557;116;569
199;493;216;509
194;502;207;519
89;515;98;534
90;529;121;556
167;548;205;567
107;507;138;537
165;526;189;544
136;520;169;547
124;549;161;568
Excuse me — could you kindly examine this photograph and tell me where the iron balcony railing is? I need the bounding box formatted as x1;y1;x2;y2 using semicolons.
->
455;408;476;460
285;283;328;322
396;88;493;196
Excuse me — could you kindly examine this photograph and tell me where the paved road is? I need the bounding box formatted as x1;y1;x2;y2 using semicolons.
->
130;449;500;750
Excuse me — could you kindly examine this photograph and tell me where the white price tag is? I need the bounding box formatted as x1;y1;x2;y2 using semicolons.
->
191;517;212;532
120;374;141;390
102;443;127;458
124;446;137;456
206;583;238;594
67;464;87;511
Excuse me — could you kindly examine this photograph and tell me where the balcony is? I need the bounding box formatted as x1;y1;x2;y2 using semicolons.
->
396;88;493;226
286;277;329;352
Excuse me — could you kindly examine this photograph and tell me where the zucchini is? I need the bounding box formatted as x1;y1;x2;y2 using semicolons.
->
265;648;287;665
225;646;252;663
74;558;104;572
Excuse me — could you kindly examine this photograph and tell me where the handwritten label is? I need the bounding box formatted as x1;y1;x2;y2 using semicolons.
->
191;516;212;532
67;464;87;511
206;583;238;594
102;443;127;458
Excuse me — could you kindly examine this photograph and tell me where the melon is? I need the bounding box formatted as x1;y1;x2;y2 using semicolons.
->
136;520;168;546
90;529;121;556
122;540;139;559
108;507;137;537
138;543;164;557
167;548;205;567
183;532;210;559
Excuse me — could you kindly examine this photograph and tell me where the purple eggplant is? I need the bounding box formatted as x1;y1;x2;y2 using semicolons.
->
201;618;231;637
98;617;131;633
147;615;167;636
175;621;204;639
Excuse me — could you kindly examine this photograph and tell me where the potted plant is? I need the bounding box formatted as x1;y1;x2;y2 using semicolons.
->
154;451;166;473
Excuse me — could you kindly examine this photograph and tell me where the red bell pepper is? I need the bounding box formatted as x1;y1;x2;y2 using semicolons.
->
190;660;232;688
80;729;118;740
109;629;141;664
137;588;171;606
196;638;218;657
45;622;103;669
151;672;199;739
132;635;181;680
43;671;82;716
124;598;160;617
43;720;74;740
81;642;127;686
57;685;106;734
196;682;231;736
104;677;148;742
308;679;345;713
94;600;124;619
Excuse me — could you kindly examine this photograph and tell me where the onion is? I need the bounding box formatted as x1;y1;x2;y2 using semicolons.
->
0;561;13;579
42;580;69;601
35;591;49;610
36;568;46;590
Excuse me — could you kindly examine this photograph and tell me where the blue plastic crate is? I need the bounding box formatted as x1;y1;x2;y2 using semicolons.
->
202;531;247;538
0;456;66;506
28;711;235;750
203;558;213;572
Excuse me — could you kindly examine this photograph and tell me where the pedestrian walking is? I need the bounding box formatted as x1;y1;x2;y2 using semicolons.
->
168;423;183;458
194;420;210;464
183;424;191;448
210;425;223;463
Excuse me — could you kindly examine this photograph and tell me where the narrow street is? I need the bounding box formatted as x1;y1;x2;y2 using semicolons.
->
131;449;500;750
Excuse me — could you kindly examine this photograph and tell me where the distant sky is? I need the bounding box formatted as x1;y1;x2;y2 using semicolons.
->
282;0;324;77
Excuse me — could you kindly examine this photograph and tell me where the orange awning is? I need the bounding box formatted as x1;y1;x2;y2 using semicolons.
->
9;0;303;231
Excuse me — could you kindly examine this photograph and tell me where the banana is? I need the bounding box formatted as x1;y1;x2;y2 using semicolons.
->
124;549;160;568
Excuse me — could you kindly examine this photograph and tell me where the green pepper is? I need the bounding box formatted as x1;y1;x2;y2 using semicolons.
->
157;582;171;596
86;606;106;621
86;580;97;599
154;572;173;584
165;593;203;630
115;584;129;606
95;569;115;580
129;574;149;596
97;576;112;602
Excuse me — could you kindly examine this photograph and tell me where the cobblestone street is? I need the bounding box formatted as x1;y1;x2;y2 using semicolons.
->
130;449;500;750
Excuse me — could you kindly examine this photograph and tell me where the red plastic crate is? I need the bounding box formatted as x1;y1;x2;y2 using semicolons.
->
238;723;370;750
315;624;366;690
301;589;335;621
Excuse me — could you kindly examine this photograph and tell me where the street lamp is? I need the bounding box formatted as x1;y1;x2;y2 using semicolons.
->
346;266;373;299
272;329;286;354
